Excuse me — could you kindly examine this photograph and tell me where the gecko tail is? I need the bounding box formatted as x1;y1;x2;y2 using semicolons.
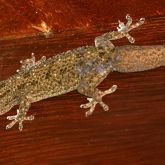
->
114;45;165;72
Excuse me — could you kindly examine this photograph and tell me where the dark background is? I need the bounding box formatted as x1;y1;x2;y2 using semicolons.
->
0;0;165;164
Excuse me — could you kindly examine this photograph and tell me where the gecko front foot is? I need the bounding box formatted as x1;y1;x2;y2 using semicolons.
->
6;109;34;131
80;85;117;117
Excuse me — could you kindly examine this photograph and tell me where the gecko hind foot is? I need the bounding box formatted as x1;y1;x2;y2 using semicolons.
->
80;85;117;117
17;54;46;73
6;109;34;131
117;14;145;43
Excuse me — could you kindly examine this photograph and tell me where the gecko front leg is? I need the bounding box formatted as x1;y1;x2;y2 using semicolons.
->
6;98;34;131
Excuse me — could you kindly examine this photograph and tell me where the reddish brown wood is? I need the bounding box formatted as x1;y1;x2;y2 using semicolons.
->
0;1;165;165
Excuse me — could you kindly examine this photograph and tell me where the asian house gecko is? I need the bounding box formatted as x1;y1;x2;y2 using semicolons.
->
0;15;165;131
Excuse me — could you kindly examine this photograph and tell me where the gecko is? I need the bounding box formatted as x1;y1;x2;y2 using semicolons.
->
0;15;165;131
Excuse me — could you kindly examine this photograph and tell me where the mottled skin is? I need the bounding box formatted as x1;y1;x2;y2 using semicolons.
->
0;15;164;131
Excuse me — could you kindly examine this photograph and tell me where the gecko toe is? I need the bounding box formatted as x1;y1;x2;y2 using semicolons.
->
6;120;17;130
7;115;17;120
85;110;93;117
19;121;23;131
24;115;35;121
80;103;91;109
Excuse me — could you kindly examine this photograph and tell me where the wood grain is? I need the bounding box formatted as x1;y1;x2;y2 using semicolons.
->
0;0;165;165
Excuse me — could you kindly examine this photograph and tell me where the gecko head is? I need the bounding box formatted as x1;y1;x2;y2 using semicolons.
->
0;80;18;115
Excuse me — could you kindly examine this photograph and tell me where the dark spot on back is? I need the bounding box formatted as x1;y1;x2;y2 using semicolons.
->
0;90;10;99
23;72;30;79
17;84;25;90
0;81;5;89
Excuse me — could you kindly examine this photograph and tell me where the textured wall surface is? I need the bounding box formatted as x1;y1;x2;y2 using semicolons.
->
0;0;165;164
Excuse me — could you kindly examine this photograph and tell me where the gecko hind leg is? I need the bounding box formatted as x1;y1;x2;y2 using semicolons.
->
94;14;145;55
6;99;34;131
79;85;117;117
